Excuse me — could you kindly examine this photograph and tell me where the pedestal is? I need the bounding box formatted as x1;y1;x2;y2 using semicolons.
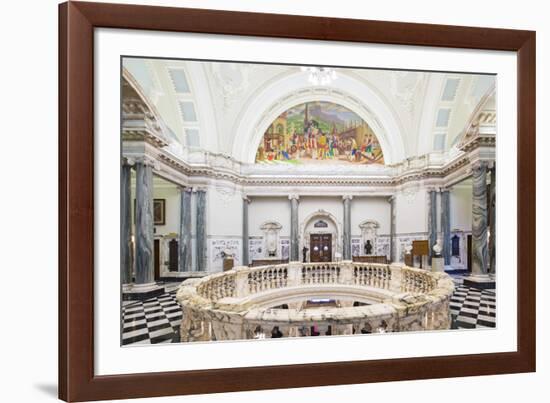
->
404;253;413;267
122;283;165;301
223;257;235;271
463;275;496;290
431;257;444;272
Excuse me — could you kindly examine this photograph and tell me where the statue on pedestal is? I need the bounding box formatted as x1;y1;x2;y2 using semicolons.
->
302;246;309;263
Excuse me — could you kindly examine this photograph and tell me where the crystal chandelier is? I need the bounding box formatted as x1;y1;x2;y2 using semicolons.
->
300;66;337;85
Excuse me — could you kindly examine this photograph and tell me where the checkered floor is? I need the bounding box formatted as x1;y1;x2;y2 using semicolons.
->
450;285;496;329
122;290;182;346
121;279;496;346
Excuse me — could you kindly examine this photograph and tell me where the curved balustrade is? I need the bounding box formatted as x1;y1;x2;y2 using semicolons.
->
177;261;454;342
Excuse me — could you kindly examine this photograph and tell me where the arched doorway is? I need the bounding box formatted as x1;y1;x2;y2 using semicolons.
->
300;210;341;263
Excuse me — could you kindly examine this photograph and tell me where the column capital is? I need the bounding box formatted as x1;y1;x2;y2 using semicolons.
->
471;160;490;171
342;195;353;201
121;156;135;167
387;195;396;203
192;186;208;193
134;155;159;169
243;195;252;203
289;194;300;201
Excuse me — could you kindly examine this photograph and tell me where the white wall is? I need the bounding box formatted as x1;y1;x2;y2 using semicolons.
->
450;185;473;231
350;197;391;236
153;185;180;235
298;196;343;231
249;197;291;237
206;183;244;270
395;187;428;234
207;183;243;237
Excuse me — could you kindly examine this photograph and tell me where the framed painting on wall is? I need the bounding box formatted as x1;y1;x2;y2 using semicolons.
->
59;1;535;401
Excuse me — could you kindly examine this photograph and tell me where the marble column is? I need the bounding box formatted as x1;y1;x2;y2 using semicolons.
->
289;195;300;262
428;190;437;264
120;159;133;284
342;195;352;260
242;196;250;266
195;189;207;272
489;163;496;274
441;189;451;265
472;162;489;275
178;187;192;272
134;161;154;284
388;196;396;263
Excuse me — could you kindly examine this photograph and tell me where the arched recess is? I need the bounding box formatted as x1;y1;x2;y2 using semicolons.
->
231;71;406;165
299;209;342;262
123;68;165;127
122;68;175;145
455;85;496;149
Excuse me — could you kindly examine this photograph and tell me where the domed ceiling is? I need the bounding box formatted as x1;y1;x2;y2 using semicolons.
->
122;57;495;167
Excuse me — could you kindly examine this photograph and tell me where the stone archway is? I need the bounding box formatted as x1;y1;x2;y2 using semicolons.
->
299;210;342;262
231;71;406;165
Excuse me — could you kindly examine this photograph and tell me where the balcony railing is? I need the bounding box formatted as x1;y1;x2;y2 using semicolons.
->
177;261;454;342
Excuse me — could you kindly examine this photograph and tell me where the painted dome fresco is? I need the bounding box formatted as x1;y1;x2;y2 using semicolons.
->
255;101;384;165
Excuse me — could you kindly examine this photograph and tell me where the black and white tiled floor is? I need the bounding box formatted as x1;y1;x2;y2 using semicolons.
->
121;278;496;346
450;285;496;329
122;290;182;345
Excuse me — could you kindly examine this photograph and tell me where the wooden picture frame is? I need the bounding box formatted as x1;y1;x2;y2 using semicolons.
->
59;1;536;401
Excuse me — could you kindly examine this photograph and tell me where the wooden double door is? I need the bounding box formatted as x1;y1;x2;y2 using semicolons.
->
310;233;332;262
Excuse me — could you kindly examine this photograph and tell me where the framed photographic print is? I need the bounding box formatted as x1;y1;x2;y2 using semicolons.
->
59;1;536;401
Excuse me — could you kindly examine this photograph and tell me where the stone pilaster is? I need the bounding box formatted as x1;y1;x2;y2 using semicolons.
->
342;195;352;260
242;196;251;266
134;161;154;284
178;187;192;272
388;196;396;263
441;189;451;265
428;189;437;264
195;189;207;272
120;159;133;284
289;194;300;262
472;161;489;275
489;163;496;274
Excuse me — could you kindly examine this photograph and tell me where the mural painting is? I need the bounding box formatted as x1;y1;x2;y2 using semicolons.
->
255;101;384;165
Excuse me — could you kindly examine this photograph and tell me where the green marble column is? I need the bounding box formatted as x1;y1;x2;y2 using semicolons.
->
441;190;451;265
343;195;352;260
289;195;299;262
120;159;133;284
472;162;489;275
179;187;192;272
134;161;154;284
195;189;207;272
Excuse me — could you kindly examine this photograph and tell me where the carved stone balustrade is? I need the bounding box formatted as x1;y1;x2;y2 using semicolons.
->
176;261;454;342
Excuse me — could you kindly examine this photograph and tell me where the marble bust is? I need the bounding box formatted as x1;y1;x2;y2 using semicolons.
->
433;240;443;257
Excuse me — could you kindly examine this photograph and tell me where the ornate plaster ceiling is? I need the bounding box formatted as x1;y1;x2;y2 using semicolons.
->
123;57;495;166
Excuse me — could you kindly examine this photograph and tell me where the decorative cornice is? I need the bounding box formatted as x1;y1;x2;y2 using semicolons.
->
460;132;495;154
126;129;493;190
